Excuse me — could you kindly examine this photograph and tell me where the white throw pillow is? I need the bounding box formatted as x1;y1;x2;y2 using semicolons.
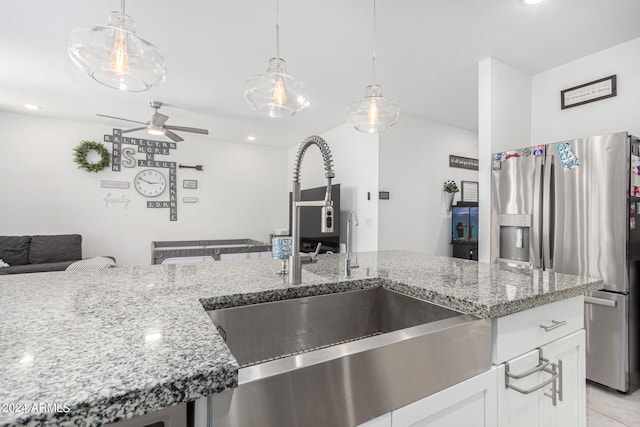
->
66;256;115;272
0;259;9;268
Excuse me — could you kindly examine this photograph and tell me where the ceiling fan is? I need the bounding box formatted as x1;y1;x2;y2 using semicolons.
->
97;101;209;142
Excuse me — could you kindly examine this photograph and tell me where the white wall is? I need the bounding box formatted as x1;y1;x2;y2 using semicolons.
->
478;57;532;262
286;124;379;252
378;115;478;256
532;37;640;144
0;112;288;266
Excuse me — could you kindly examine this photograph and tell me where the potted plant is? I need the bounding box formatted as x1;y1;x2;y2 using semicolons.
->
443;180;459;211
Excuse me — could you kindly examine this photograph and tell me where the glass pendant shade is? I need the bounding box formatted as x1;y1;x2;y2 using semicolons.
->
68;11;166;92
244;58;309;118
347;84;399;133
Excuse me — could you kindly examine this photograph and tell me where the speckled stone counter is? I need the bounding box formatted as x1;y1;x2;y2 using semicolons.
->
0;250;602;426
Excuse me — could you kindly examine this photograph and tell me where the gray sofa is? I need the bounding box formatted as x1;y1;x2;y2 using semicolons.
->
0;234;85;274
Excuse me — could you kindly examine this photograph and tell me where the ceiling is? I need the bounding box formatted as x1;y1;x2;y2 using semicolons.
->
2;0;640;148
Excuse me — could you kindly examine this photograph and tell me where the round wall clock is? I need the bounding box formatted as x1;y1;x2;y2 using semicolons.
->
134;169;166;197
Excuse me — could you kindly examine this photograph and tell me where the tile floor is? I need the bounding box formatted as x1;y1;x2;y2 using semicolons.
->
587;383;640;426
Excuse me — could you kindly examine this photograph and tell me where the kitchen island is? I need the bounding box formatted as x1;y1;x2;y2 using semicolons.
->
0;251;602;427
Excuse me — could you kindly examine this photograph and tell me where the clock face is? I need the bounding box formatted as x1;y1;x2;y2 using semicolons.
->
134;169;166;197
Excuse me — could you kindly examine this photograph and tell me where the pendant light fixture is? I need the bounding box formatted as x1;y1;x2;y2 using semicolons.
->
347;0;399;133
244;0;309;118
68;0;166;92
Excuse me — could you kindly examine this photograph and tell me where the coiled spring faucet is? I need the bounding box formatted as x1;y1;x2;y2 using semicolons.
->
289;135;335;285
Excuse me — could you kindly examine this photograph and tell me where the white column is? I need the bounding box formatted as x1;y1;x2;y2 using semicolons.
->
478;57;532;263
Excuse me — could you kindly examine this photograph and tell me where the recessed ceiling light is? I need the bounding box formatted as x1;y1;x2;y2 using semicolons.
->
24;104;41;110
247;135;256;141
523;0;545;5
144;332;162;342
19;354;34;364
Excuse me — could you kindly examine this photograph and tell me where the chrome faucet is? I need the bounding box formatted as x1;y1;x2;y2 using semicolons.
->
289;136;335;285
345;211;359;278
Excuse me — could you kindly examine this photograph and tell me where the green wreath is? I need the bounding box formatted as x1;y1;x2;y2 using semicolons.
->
73;140;111;173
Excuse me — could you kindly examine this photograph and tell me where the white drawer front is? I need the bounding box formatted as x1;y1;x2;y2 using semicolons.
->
492;296;583;364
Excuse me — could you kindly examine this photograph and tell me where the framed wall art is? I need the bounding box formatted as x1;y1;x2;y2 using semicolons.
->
461;181;478;203
561;75;617;109
183;179;197;189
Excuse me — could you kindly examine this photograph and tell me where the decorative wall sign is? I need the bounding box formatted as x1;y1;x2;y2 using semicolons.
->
104;129;178;221
101;180;129;189
103;129;177;172
183;197;198;203
179;164;204;171
461;181;479;203
102;193;130;209
561;75;617;110
449;155;479;171
183;179;198;189
121;147;137;168
145;163;177;221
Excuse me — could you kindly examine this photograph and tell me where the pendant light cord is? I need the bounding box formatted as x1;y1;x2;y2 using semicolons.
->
275;0;281;61
372;0;377;85
119;0;126;28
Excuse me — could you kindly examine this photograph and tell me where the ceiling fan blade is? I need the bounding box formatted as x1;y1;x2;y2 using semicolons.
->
96;114;146;125
152;112;169;126
164;125;209;135
121;127;147;134
164;129;184;142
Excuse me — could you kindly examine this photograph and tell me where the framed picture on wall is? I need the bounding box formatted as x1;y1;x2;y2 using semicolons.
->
560;75;617;109
183;179;197;189
461;181;478;203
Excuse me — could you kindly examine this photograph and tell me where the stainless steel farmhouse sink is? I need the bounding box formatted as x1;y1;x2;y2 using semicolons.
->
207;287;491;427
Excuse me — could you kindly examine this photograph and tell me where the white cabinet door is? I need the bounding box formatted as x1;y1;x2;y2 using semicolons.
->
392;367;497;427
540;330;586;427
357;413;392;427
497;330;586;427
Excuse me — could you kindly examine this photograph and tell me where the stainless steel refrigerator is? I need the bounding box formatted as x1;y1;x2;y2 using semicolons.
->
491;131;640;393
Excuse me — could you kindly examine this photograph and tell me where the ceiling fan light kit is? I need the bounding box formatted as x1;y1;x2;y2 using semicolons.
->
97;101;209;143
244;0;309;118
68;0;166;92
347;0;399;133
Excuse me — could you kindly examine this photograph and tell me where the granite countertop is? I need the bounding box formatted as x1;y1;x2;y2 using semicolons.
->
0;250;602;426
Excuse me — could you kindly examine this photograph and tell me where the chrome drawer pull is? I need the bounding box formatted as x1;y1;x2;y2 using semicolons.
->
540;319;567;331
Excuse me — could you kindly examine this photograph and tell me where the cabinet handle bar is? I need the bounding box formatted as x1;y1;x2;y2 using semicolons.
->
507;365;559;397
584;296;617;307
540;319;567;331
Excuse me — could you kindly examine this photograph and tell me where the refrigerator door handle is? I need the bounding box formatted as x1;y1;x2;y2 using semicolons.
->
542;156;555;270
531;156;544;269
584;296;617;307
